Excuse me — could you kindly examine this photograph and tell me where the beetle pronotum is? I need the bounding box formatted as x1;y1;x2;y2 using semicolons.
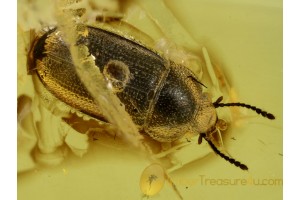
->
28;23;275;171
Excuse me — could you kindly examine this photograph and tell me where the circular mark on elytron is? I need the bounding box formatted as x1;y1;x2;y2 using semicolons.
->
103;60;131;92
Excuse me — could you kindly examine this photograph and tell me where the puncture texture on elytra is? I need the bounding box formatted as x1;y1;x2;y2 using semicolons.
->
28;24;216;142
28;23;275;171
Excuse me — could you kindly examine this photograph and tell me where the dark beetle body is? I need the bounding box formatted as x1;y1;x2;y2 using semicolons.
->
28;24;217;142
28;23;275;170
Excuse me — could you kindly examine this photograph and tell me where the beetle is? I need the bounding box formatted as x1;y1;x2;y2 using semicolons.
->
27;23;275;170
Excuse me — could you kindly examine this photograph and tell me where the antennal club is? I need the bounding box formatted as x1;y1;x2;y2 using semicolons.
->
213;96;275;120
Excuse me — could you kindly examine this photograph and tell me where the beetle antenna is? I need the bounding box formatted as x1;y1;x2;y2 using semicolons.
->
213;96;275;120
199;133;248;170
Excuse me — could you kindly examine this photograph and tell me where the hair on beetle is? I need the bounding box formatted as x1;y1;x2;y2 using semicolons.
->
199;96;275;171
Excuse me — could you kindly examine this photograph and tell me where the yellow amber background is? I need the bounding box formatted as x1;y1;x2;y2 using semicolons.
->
18;0;282;199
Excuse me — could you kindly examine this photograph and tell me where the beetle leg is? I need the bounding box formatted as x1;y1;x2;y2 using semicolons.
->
215;128;228;154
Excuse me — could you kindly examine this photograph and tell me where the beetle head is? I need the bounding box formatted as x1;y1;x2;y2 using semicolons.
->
197;95;275;171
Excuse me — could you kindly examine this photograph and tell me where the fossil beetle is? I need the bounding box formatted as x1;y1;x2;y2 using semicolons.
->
28;24;275;170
